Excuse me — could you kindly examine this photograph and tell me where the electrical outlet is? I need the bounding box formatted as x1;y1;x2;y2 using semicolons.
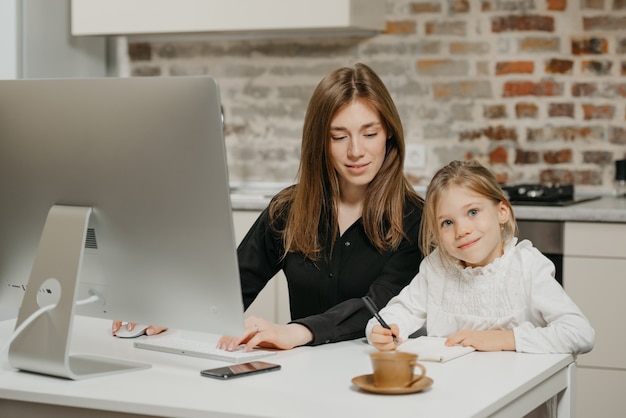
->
405;144;426;168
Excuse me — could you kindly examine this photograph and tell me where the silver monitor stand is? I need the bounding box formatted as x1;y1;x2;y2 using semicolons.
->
9;205;149;379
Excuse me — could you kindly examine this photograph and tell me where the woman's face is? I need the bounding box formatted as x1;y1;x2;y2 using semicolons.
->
329;99;387;197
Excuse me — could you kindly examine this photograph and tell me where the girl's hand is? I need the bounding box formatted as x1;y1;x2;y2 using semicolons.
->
369;323;402;351
217;316;313;351
445;329;515;351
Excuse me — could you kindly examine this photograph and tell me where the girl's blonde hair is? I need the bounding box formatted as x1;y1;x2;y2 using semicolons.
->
269;63;423;261
419;160;517;267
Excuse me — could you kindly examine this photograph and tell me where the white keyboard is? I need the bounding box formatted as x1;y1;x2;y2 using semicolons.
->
134;336;276;363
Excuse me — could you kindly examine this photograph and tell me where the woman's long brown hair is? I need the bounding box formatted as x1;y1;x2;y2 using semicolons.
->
269;63;422;261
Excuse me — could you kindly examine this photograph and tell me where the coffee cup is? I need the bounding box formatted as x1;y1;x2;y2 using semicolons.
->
370;350;426;388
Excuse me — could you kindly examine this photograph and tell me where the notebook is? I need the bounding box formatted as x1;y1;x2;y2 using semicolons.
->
397;336;475;363
134;335;277;363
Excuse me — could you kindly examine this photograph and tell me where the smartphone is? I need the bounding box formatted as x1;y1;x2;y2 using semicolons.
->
200;361;281;380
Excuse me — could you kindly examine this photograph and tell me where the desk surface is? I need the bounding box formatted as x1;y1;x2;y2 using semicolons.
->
0;316;573;418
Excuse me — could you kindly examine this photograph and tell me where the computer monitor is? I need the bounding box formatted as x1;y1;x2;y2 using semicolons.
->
0;76;245;379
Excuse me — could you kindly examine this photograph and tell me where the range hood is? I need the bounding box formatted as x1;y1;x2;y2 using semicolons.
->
71;0;385;38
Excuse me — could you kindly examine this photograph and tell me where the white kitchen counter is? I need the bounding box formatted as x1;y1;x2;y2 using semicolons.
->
230;184;626;223
512;196;626;223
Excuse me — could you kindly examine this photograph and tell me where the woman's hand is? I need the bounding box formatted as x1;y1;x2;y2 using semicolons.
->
111;320;167;337
369;323;401;351
445;329;516;351
217;316;313;351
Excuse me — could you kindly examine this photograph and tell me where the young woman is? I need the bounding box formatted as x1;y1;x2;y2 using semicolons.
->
217;63;424;351
367;160;594;354
116;63;425;350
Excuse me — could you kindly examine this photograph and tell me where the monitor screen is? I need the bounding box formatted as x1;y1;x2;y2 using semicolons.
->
0;76;245;378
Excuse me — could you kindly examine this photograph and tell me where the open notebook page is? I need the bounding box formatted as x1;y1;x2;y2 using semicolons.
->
397;336;475;363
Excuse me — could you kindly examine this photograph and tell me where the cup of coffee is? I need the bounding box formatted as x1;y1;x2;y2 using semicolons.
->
370;351;426;388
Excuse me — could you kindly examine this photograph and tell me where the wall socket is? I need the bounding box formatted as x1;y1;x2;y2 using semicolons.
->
405;144;426;168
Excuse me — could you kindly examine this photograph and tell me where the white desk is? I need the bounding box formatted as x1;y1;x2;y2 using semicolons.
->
0;316;575;418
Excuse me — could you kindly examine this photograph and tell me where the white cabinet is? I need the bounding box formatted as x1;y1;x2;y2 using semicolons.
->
233;210;291;325
563;222;626;417
71;0;384;37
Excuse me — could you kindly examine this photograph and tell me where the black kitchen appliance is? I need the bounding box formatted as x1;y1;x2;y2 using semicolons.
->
502;184;600;206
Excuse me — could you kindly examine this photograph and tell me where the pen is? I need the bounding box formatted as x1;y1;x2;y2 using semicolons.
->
361;296;399;344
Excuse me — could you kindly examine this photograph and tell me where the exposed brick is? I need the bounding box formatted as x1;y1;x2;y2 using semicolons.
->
610;127;626;144
502;80;563;97
540;169;602;186
450;0;470;13
618;38;626;53
543;149;573;164
495;61;534;75
477;61;490;76
547;0;567;10
386;21;417;34
485;125;518;141
582;104;615;120
416;60;469;76
516;102;539;118
572;83;598;97
491;15;554;33
528;126;603;142
545;59;573;74
615;0;626;9
519;37;560;52
361;40;441;55
539;169;575;184
494;171;509;184
583;16;626;31
131;66;161;76
425;21;467;36
481;1;492;11
548;103;575;118
460;129;483;141
572;38;608;55
433;81;493;99
410;2;442;13
484;0;539;11
621;61;626;75
583;151;613;164
451;103;474;121
582;60;613;75
515;149;540;164
489;146;508;163
128;43;152;61
610;83;626;97
459;127;517;141
449;42;490;54
582;0;606;10
484;104;507;119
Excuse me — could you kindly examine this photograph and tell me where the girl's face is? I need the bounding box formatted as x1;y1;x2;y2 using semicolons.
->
436;185;510;268
329;99;387;198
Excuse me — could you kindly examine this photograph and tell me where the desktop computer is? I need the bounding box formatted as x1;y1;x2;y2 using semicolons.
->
0;76;245;379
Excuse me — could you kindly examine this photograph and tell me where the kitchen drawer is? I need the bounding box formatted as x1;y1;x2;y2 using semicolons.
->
564;222;626;258
563;257;626;368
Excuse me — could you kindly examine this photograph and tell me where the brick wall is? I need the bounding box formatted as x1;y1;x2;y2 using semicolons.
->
122;0;626;195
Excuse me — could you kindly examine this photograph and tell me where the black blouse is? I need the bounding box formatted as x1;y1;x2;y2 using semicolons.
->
236;197;423;346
